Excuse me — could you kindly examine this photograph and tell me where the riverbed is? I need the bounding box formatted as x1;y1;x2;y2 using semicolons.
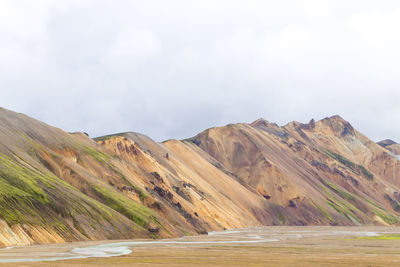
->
1;226;400;266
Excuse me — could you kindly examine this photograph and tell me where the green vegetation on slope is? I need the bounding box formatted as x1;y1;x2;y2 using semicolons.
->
319;181;361;224
374;210;400;225
325;150;374;180
93;185;155;229
0;152;148;237
83;146;112;165
312;201;333;223
0;153;68;226
323;180;355;201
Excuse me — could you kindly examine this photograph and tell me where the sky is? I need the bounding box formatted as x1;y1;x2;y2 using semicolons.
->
1;0;400;142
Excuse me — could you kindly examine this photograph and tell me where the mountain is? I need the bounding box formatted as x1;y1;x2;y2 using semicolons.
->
0;107;399;247
378;139;400;156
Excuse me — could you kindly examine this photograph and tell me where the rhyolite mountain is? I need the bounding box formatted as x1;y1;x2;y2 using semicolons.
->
378;139;400;156
0;107;399;247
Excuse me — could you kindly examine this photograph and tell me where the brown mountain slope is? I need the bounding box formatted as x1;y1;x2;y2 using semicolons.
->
0;107;399;247
189;116;400;226
378;139;400;156
95;133;267;230
0;107;210;246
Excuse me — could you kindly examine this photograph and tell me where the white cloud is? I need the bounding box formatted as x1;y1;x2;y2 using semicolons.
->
104;28;161;66
1;0;400;142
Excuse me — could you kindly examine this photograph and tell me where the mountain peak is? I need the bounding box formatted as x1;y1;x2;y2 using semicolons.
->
378;139;397;147
319;115;347;124
250;118;269;125
317;115;355;137
250;118;279;128
327;114;344;120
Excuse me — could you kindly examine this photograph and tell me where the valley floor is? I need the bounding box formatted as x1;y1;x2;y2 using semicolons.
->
1;226;400;266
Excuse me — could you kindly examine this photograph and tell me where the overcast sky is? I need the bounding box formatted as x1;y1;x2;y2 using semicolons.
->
1;0;400;141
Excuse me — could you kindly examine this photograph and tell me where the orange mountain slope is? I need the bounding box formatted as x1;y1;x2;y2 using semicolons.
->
0;107;399;247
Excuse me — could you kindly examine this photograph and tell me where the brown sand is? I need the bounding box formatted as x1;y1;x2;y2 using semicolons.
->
1;226;400;266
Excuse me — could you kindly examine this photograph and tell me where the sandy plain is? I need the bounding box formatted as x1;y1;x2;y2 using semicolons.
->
1;226;400;266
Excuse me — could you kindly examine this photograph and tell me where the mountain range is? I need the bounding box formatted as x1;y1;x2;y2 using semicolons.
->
0;107;399;247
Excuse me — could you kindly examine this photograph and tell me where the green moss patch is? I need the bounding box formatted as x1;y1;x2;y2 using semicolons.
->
323;180;355;201
110;167;147;203
356;234;400;240
0;153;49;204
318;181;361;224
325;150;373;180
278;211;285;224
93;185;155;229
312;201;333;223
374;210;400;225
83;146;111;165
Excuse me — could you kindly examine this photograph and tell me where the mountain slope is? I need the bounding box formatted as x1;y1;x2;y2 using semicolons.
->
378;139;400;157
189;116;400;226
0;108;192;246
0;107;399;247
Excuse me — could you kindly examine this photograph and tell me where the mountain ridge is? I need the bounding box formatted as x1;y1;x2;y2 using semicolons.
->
0;107;399;247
